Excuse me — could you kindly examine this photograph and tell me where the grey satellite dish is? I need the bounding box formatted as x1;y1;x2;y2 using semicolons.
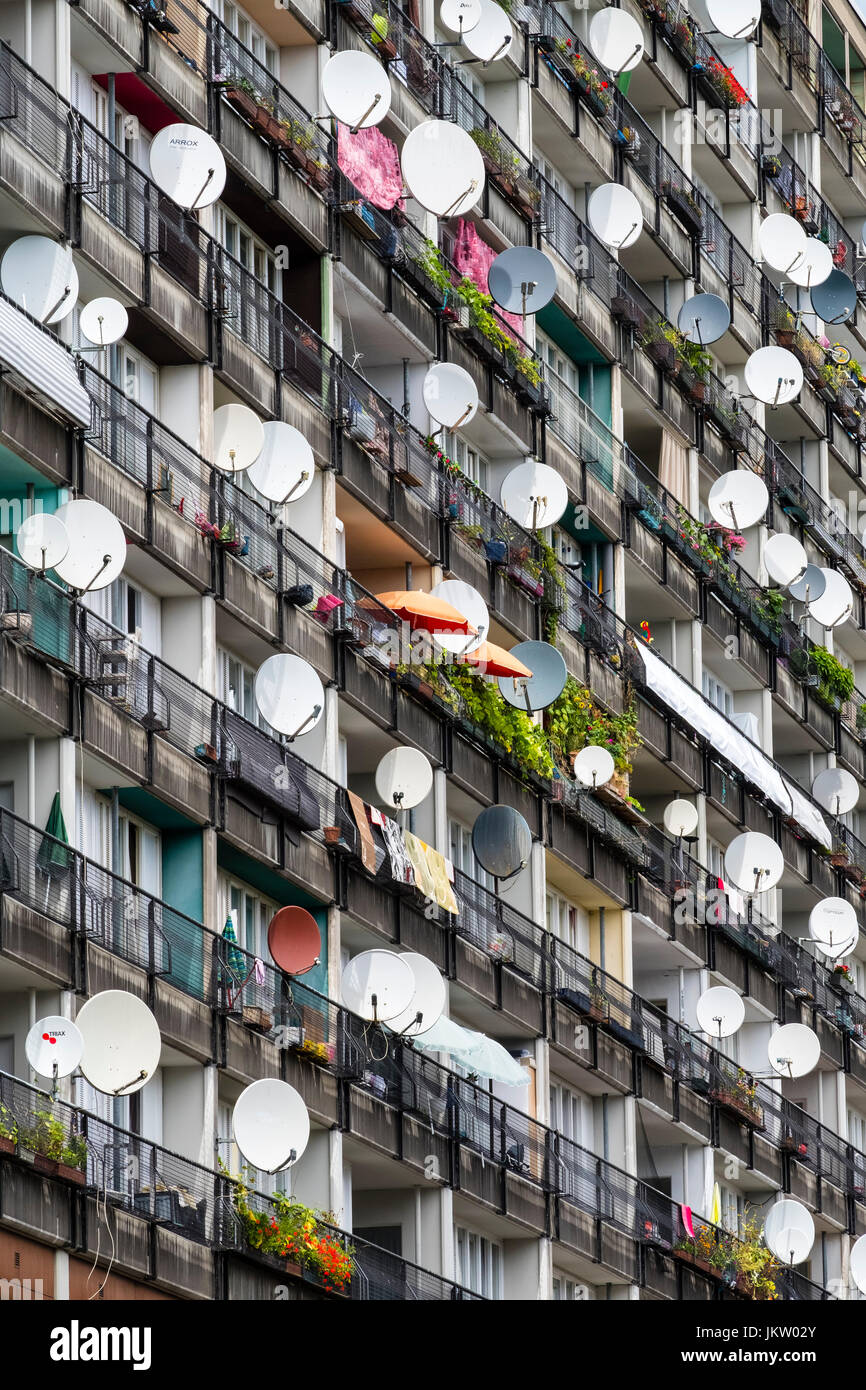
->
79;297;128;347
788;563;826;604
588;7;644;75
1;235;78;324
246;421;314;506
322;50;391;131
497;640;566;712
810;270;857;325
811;766;858;815
724;830;784;894
488;246;557;318
254;653;325;738
16;513;69;572
587;183;643;250
375;746;434;810
149;123;227;212
762;533;807;587
53;499;126;594
472;804;531;880
677;293;731;347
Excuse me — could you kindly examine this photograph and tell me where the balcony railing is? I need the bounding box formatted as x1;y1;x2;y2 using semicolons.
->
0;1068;480;1299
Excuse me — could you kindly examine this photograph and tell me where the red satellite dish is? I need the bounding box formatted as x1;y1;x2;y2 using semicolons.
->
267;905;321;976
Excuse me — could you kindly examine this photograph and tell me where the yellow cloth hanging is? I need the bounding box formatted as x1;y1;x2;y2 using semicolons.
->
403;831;458;915
711;1181;721;1226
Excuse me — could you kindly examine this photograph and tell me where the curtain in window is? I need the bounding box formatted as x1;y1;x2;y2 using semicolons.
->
452;219;523;336
337;123;404;210
658;429;689;506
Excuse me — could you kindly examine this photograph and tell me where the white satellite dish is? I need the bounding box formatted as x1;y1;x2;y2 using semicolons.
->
387;953;446;1036
573;745;615;790
809;898;857;958
724;830;784;894
758;214;807;273
341;949;416;1022
148;123;227;211
811;766;858;815
53;499;127;594
232;1078;310;1173
76;990;161;1096
322;50;391;131
463;0;513;63
587;183;643;250
706;0;761;38
850;1234;866;1295
374;746;434;810
213;402;265;474
440;0;481;34
762;533;807;587
787;237;834;289
707;470;768;531
254;653;325;739
500;461;568;530
695;985;745;1039
79;297;128;347
815;915;859;961
744;346;803;406
1;235;78;324
767;1023;820;1079
808;568;854;629
422;362;479;430
589;7;644;74
430;579;488;654
246;421;315;506
763;1200;814;1265
15;513;69;572
25;1016;84;1080
401;120;485;219
663;798;699;839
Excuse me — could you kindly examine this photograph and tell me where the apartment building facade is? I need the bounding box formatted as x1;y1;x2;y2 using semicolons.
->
0;0;864;1302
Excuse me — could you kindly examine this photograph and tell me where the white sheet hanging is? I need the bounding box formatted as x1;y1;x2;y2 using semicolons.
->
635;644;832;849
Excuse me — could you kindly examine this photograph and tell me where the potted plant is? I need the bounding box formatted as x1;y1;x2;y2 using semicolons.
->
0;1103;17;1156
220;74;259;123
661;181;704;237
762;153;782;178
811;644;854;711
710;1068;764;1128
641;319;678;372
588;982;608;1022
226;1166;354;1294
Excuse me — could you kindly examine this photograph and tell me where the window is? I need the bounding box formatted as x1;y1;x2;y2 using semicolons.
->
549;1080;591;1146
537;332;580;397
217;872;278;961
455;1225;503;1299
215;207;281;296
82;792;161;896
218;647;273;731
83;576;161;656
121;345;159;414
449;818;492;892
702;670;733;717
545;889;589;954
537;155;573;209
553;1272;588;1299
217;0;278;74
720;1184;742;1235
440;430;488;493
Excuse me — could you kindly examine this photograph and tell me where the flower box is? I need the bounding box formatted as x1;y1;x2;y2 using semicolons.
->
224;86;259;123
644;335;677;372
243;1006;273;1034
507;563;544;597
57;1162;86;1186
674;1247;720;1279
710;1087;764;1130
33;1153;60;1178
0;1135;15;1156
662;184;704;237
611;293;644;328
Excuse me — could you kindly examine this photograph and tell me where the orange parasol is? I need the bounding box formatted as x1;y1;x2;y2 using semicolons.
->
372;589;476;634
458;641;534;680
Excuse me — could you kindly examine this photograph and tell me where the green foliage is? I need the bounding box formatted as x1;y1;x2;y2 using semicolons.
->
811;645;854;703
19;1108;65;1160
446;667;554;777
545;677;642;775
0;1103;17;1142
